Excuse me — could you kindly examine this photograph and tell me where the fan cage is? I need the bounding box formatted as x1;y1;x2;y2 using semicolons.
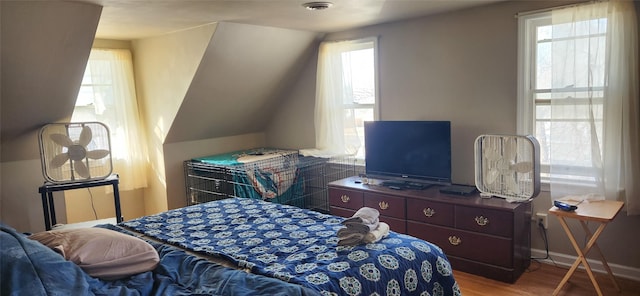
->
39;122;113;184
474;134;541;201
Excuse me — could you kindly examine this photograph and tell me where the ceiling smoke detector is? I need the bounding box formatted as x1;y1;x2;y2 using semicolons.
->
302;2;333;11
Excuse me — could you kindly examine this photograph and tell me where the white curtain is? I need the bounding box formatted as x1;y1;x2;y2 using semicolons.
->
549;0;639;214
72;49;148;191
304;40;362;157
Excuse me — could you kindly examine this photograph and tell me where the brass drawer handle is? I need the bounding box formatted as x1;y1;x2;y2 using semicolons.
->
378;201;389;210
423;207;435;217
340;195;350;203
448;236;462;246
475;215;489;226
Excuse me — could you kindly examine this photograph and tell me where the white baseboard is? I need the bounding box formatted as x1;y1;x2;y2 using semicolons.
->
531;248;640;282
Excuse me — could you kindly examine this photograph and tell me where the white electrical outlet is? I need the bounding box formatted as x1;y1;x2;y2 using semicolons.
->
536;212;548;229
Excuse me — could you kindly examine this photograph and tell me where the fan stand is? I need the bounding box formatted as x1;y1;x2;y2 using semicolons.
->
39;174;122;230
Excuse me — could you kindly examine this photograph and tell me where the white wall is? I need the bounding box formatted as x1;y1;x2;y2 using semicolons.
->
0;160;64;233
132;23;217;214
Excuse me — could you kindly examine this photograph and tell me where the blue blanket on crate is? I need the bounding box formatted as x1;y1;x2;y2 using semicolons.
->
121;198;461;295
0;223;318;296
193;148;305;207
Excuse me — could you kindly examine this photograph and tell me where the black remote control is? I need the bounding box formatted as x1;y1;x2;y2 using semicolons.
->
554;200;578;212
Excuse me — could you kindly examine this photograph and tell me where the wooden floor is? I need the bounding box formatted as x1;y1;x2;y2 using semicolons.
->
454;261;640;296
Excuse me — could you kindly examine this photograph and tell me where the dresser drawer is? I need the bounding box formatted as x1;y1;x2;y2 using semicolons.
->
330;206;356;219
331;206;406;233
455;206;513;237
381;216;406;234
364;193;405;219
407;222;513;268
329;189;364;210
407;198;454;227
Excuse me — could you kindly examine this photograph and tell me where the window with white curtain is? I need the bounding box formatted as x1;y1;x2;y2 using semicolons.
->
518;10;607;186
72;48;148;191
517;0;639;214
302;37;378;160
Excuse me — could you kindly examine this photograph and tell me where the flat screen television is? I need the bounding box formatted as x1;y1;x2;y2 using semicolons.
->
364;120;452;186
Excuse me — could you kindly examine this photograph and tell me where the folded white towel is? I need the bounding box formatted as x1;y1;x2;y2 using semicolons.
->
363;222;390;244
342;207;380;231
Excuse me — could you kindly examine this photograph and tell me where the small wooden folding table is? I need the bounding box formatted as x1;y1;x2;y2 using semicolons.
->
549;200;624;296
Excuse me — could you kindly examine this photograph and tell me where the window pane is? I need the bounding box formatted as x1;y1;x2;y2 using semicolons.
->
549;120;603;167
550;36;606;89
534;110;550;164
336;39;376;158
342;47;375;105
551;18;606;39
537;25;552;41
536;38;552;90
347;108;374;158
76;86;95;107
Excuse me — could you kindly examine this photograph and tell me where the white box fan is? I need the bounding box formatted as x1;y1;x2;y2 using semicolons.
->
474;134;540;201
39;122;113;183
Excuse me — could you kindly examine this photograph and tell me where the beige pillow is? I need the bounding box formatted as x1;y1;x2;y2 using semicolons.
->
29;227;159;280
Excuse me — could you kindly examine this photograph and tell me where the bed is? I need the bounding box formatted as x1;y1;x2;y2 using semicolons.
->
1;222;317;296
3;197;460;296
119;197;460;295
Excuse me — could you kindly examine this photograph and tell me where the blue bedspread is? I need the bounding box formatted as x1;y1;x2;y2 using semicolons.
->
121;198;461;295
1;223;318;296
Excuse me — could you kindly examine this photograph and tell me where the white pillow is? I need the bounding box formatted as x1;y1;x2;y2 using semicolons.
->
29;227;159;280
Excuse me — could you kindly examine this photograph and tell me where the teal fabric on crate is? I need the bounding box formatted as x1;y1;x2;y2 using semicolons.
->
233;169;305;207
193;148;286;165
192;148;305;207
192;150;244;166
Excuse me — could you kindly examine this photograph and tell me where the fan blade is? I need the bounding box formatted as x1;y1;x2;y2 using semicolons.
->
511;161;533;173
78;126;93;147
503;137;516;161
486;169;499;185
74;160;90;178
50;134;74;147
86;149;110;159
50;153;70;168
484;137;499;161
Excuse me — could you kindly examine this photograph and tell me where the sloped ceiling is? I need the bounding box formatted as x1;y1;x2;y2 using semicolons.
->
164;23;321;143
0;1;102;162
83;0;505;40
0;0;505;162
0;0;321;162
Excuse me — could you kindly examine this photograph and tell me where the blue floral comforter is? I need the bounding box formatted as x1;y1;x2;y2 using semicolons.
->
0;223;318;296
121;198;461;295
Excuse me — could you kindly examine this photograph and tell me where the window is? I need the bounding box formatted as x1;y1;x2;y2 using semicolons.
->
72;49;148;191
518;11;607;187
517;0;639;210
341;41;376;158
307;37;378;160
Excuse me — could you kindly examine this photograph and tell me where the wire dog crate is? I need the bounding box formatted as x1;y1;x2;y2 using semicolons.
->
184;148;356;213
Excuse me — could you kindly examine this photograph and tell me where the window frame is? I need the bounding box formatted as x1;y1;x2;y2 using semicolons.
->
329;37;379;161
517;11;608;190
339;37;379;116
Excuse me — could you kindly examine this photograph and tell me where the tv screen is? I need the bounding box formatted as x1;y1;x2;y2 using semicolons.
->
364;120;451;186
